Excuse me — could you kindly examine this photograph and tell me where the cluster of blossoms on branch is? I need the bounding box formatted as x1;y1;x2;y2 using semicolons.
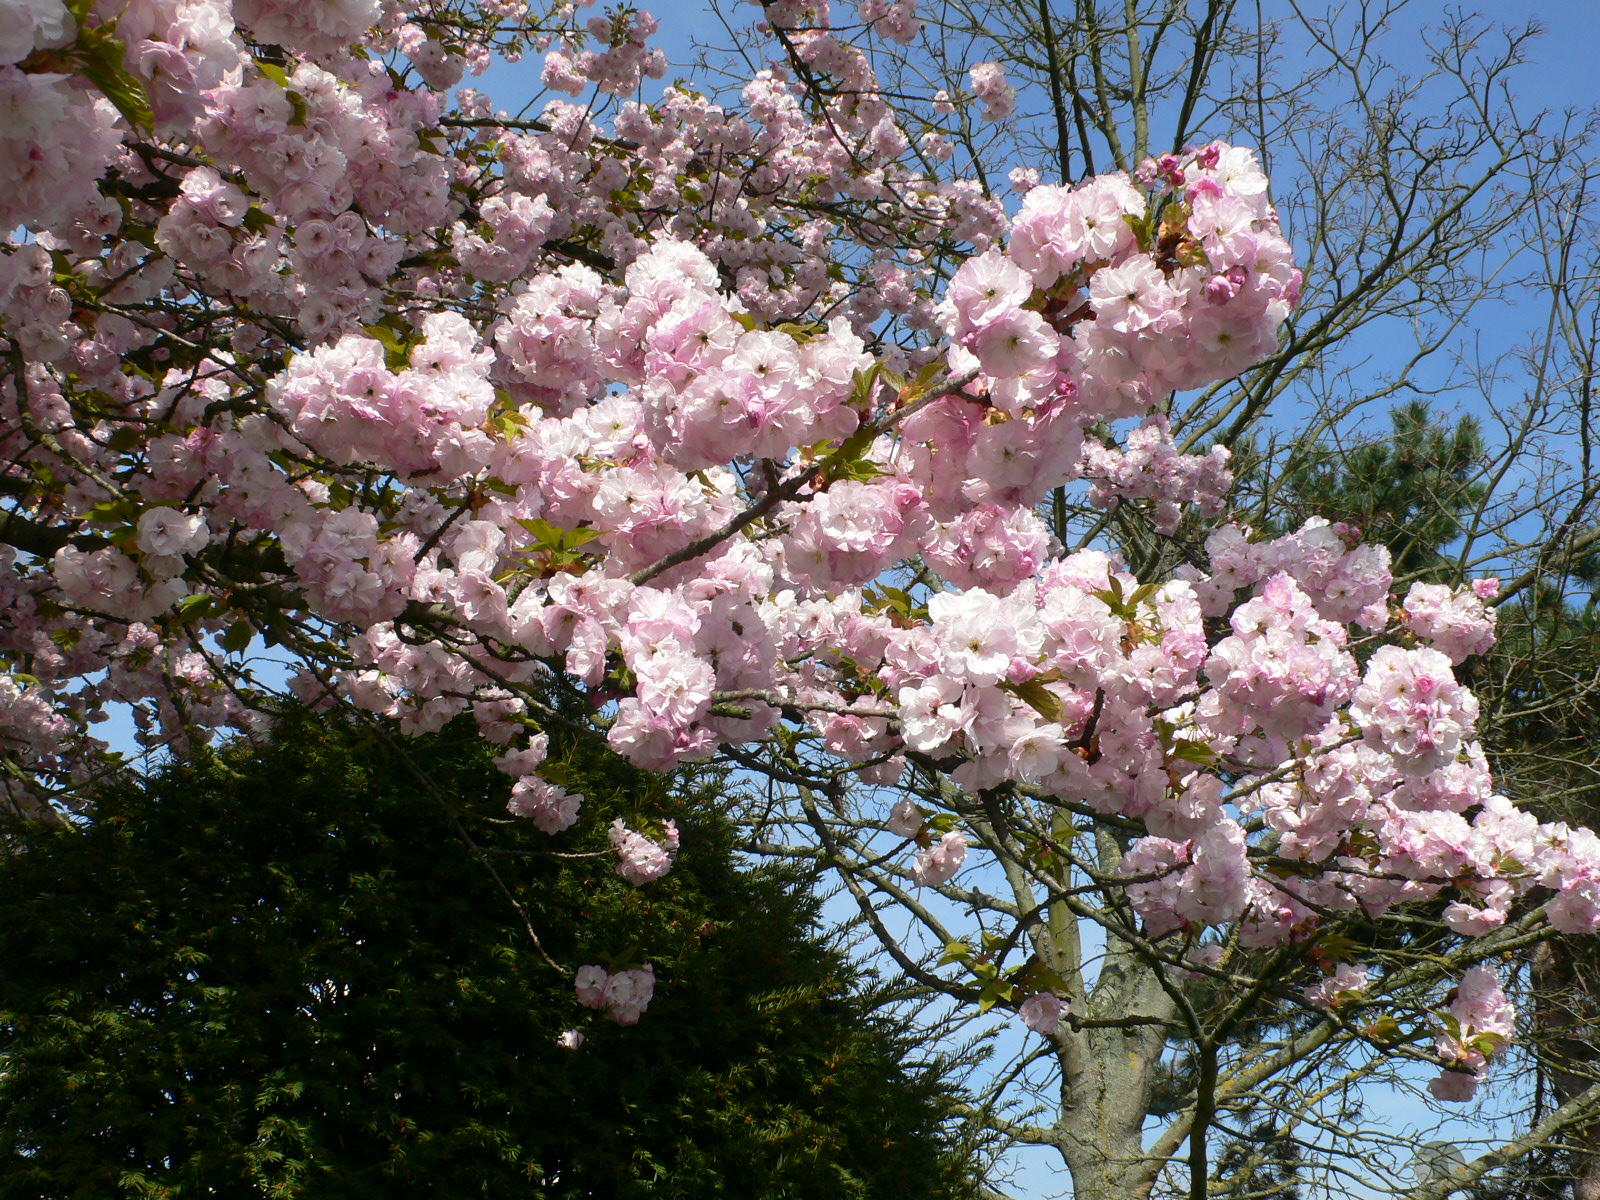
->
1426;965;1517;1101
574;961;656;1025
2;0;1596;1088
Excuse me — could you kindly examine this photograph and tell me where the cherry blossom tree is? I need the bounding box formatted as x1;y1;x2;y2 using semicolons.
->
3;1;1599;1198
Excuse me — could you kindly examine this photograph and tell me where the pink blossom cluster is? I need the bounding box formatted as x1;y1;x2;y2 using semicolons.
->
1350;646;1479;774
1304;962;1368;1009
117;0;244;132
1532;820;1600;936
919;504;1054;594
196;58;451;337
575;963;656;1025
1402;581;1498;664
859;0;921;44
231;0;378;61
1204;574;1357;747
454;192;556;283
0;68;124;233
1427;966;1515;1102
1019;990;1064;1034
268;313;496;477
543;10;667;96
1006;145;1300;396
1122;820;1251;935
1083;416;1233;533
0;666;77;817
967;61;1014;120
912;831;968;886
507;778;583;834
0;0;74;66
1190;518;1393;626
609;818;681;885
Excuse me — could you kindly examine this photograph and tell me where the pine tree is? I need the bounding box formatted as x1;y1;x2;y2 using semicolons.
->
1244;399;1488;581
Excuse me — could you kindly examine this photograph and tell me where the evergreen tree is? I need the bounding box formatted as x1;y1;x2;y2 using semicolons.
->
0;711;975;1200
1245;399;1488;581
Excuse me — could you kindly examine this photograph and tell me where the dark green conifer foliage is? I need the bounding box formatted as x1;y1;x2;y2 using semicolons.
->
0;712;974;1200
1251;399;1487;580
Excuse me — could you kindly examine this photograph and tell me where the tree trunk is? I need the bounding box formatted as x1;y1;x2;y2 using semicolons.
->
1053;935;1175;1200
1532;940;1600;1200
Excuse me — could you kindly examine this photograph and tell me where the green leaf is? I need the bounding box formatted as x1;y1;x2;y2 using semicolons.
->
252;59;309;126
1495;854;1527;876
1128;582;1161;608
1092;578;1137;619
1170;739;1217;766
516;517;600;551
832;456;885;483
510;515;604;574
361;323;413;372
900;360;946;402
75;27;152;132
491;408;530;439
1344;829;1381;858
1009;678;1064;724
773;320;823;343
975;981;1015;1015
817;420;882;485
863;585;916;618
1312;932;1362;962
1123;209;1155;251
220;621;253;654
105;426;143;453
175;594;220;620
1266;860;1316;879
849;362;882;410
86;498;139;525
1470;1032;1508;1057
1021;965;1071;994
255;60;292;89
936;940;973;966
242;206;277;235
1364;1016;1403;1045
834;422;876;463
881;586;915;616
